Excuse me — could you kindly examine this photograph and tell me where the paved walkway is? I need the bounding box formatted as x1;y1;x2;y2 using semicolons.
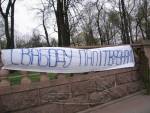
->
79;92;150;113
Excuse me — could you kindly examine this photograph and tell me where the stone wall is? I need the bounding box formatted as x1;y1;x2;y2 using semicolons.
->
0;67;142;113
0;44;148;113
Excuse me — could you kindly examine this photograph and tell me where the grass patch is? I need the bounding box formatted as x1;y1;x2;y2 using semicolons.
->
8;71;57;85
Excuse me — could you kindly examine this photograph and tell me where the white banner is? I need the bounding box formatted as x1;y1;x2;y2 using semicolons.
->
1;45;135;73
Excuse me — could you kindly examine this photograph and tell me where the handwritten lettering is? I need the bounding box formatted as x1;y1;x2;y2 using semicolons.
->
3;46;135;73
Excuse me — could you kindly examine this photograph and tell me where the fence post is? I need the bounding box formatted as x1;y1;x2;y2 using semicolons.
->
0;69;10;87
141;40;150;94
40;72;49;82
20;71;31;85
0;49;10;87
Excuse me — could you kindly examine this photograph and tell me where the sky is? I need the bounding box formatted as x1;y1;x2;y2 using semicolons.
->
14;0;57;40
15;0;40;34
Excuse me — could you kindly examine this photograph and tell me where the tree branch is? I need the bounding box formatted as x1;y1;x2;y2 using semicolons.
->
0;0;5;17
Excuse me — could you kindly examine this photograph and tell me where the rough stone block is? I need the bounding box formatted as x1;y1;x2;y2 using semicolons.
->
109;85;128;99
89;91;112;106
131;71;140;81
62;95;89;113
63;103;89;113
0;97;6;113
13;104;64;113
71;80;96;97
127;82;142;94
62;95;89;104
116;72;133;84
40;85;70;104
95;76;115;91
1;90;39;111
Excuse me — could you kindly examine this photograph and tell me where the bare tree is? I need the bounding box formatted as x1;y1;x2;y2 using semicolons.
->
143;0;150;39
49;0;70;47
94;0;104;45
0;0;16;49
10;0;16;48
0;16;4;37
28;29;43;47
49;0;84;47
35;0;51;46
135;0;150;40
119;0;130;44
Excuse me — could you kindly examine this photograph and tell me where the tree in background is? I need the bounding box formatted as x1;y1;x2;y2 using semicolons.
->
0;16;4;37
35;0;51;46
28;29;43;47
49;0;70;47
94;0;104;45
0;16;5;48
0;0;16;49
81;2;98;46
136;0;150;40
119;0;130;44
0;0;149;48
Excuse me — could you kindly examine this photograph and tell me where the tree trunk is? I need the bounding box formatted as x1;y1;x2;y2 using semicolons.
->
43;21;51;46
10;2;15;48
42;12;51;46
96;16;103;45
56;0;70;47
120;0;130;44
143;0;150;40
0;0;13;49
5;17;11;49
119;0;130;44
57;0;64;46
119;0;126;44
63;0;70;46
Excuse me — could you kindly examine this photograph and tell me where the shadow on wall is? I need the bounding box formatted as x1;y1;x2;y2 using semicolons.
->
139;48;150;94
